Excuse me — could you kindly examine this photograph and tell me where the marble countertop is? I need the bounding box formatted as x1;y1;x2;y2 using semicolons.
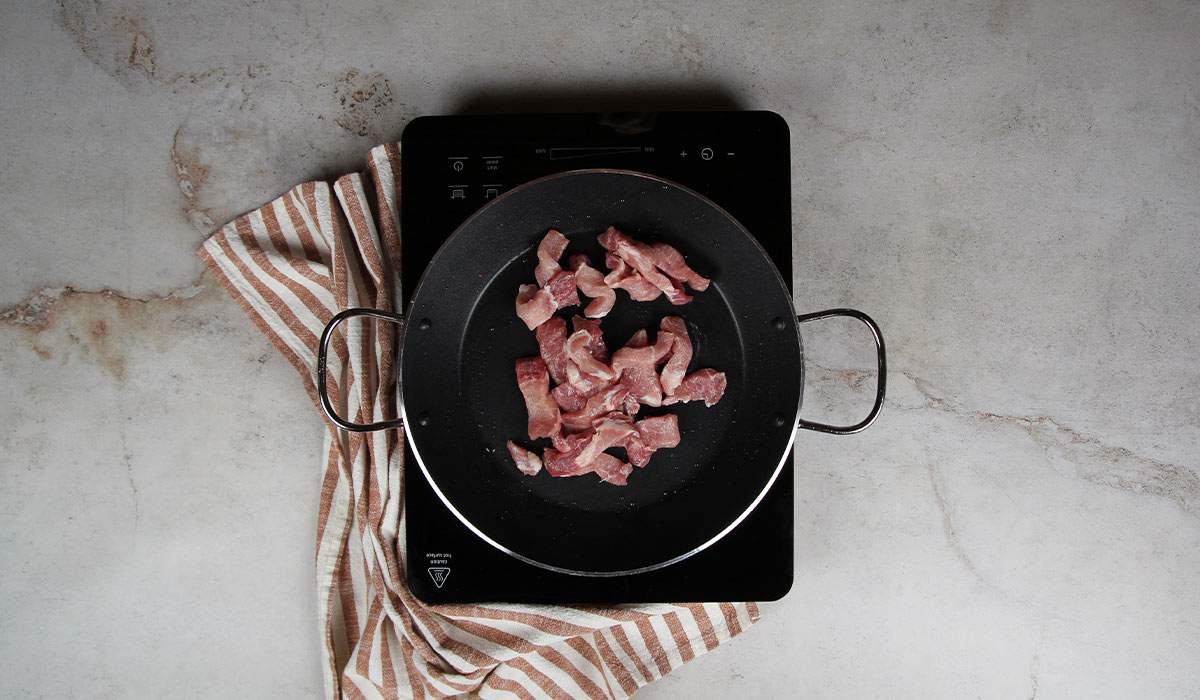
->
3;1;1198;697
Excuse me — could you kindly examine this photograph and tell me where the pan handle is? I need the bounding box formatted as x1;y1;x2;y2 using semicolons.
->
317;308;406;433
795;308;886;435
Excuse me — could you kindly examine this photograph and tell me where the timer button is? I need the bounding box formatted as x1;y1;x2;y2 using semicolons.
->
700;147;714;161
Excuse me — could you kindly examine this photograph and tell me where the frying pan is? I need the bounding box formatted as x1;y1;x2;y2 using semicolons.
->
317;170;885;576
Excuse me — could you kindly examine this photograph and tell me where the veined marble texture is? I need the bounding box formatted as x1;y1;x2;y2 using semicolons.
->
2;1;1197;698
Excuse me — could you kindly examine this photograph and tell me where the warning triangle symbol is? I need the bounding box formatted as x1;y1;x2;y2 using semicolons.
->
428;567;451;588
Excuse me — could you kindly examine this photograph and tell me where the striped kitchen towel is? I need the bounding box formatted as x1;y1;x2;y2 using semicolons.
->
197;142;759;700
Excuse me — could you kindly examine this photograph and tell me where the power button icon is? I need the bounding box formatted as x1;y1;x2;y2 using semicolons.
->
700;147;714;161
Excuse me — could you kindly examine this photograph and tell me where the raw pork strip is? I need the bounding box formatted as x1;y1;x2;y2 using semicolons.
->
565;362;618;397
535;316;570;385
658;316;692;396
571;316;610;363
636;414;681;448
516;231;578;331
598;226;692;305
565;330;615;381
544;269;580;308
544;422;635;484
619;414;681;468
614;328;674;407
592;453;634;486
617;365;663;407
661;368;727;407
610;328;675;373
574;417;636;469
506;441;543;476
569;254;616;318
550;383;587;413
561;384;634;432
621;432;654;468
535;229;569;286
649;241;711;291
601;252;628;287
515;356;561;439
543;431;593;476
515;284;556;330
544;440;633;486
603;252;663;302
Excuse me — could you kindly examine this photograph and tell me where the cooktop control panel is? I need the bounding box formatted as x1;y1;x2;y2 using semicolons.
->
399;111;794;603
399;111;791;305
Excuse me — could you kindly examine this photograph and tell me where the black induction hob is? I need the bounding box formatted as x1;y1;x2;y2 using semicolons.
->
399;111;793;604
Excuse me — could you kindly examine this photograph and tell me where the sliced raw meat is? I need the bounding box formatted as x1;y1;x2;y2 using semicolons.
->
543;431;594;477
544;436;632;486
535;316;570;385
544;269;580;308
658;276;693;305
658;316;692;396
575;417;636;468
661;368;727;407
511;224;725;486
550;426;589;452
506;441;543;476
570;254;616;318
621;430;654;467
601;251;629;287
619;387;642;415
561;384;632;431
515;356;561;439
616;329;667;407
565;329;615;380
559;411;592;434
570;316;610;363
603;252;662;302
564;362;618;397
550;382;587;412
617;414;681;468
535;229;569;287
599;226;692;305
516;284;556;330
604;252;662;300
592;453;634;486
611;329;675;373
617;359;666;406
636;414;681;448
614;273;664;301
517;231;577;330
649;241;711;291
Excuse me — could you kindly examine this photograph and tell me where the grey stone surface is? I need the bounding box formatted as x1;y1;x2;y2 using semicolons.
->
2;1;1198;697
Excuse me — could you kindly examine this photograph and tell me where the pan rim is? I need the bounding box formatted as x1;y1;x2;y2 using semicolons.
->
398;168;801;577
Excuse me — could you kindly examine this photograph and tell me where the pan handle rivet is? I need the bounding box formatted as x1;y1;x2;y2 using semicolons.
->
772;413;788;427
770;317;785;331
418;318;432;330
417;412;431;426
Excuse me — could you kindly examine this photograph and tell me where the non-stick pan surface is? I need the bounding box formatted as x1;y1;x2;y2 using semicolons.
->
399;170;802;576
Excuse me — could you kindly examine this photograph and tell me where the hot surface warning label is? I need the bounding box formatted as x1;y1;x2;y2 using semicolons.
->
428;567;451;588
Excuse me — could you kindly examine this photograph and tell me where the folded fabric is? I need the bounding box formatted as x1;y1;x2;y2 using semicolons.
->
197;143;759;699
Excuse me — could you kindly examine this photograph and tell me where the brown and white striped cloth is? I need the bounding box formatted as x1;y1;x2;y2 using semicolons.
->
197;142;760;700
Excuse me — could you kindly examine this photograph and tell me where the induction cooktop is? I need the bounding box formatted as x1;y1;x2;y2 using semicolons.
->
399;111;793;603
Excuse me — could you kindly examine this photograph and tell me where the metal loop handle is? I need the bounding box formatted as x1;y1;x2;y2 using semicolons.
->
317;308;406;433
795;308;886;435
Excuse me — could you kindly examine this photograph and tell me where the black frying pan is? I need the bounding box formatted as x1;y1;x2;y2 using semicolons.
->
318;170;885;576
